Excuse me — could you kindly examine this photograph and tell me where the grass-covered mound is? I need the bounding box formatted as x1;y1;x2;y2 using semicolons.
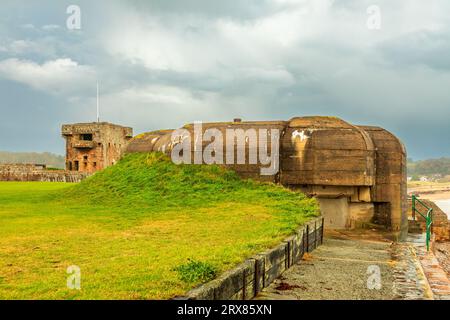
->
66;152;317;218
0;153;319;299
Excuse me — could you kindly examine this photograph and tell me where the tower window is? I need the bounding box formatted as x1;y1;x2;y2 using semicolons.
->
80;134;93;141
83;155;88;161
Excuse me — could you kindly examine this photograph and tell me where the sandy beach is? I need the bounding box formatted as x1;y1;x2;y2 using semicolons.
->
408;189;450;201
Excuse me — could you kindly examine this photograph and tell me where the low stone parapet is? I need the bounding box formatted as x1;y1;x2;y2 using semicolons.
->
180;216;324;300
0;164;89;183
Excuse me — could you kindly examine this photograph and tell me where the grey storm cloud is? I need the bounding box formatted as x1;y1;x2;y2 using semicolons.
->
0;0;450;160
379;30;450;70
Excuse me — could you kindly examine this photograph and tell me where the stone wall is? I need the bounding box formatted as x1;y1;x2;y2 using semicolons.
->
180;217;324;300
0;164;88;182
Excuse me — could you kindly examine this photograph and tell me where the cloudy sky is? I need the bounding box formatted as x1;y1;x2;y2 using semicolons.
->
0;0;449;159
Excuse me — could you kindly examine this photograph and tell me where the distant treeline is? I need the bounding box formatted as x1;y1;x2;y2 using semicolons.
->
408;157;450;177
0;151;65;168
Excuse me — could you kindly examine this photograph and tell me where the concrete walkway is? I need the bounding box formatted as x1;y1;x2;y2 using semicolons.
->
255;230;433;300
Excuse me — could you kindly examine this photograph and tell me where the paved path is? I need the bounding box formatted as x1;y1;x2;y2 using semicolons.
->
255;230;433;300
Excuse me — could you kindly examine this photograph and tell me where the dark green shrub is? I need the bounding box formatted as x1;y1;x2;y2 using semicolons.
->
174;259;217;283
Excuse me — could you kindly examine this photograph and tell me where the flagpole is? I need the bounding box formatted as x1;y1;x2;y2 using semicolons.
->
96;81;99;122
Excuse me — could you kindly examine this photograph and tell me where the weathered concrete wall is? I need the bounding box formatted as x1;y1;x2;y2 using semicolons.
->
359;126;408;239
348;202;375;228
317;198;349;229
62;122;133;173
181;217;324;300
281;117;375;186
0;164;89;182
125;130;173;153
316;197;375;229
141;121;286;183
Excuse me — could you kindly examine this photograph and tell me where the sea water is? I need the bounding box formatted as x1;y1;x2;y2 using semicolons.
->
434;199;450;219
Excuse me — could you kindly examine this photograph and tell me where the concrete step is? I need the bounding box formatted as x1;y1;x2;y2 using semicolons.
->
407;232;427;245
409;220;424;234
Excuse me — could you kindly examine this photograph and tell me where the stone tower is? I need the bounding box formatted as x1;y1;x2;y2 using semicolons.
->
62;122;133;173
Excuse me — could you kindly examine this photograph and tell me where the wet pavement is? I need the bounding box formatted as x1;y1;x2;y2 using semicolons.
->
255;230;434;300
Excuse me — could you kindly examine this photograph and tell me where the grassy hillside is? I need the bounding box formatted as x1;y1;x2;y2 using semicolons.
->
0;151;65;168
65;152;317;214
0;153;319;299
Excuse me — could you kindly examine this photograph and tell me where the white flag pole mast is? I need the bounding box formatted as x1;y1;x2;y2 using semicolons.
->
96;81;100;123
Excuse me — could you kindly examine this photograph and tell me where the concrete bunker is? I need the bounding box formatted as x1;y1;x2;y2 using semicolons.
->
124;116;407;239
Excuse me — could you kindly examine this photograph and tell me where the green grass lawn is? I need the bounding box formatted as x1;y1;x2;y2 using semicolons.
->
0;153;319;299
